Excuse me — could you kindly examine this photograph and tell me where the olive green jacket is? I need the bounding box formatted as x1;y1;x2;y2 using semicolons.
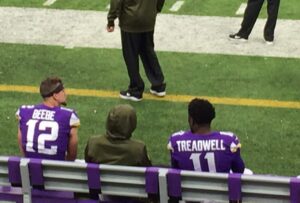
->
84;104;152;166
84;135;151;166
107;0;165;32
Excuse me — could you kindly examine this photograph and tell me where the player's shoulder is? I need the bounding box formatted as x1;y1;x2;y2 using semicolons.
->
58;106;79;118
17;104;36;114
218;131;241;152
18;104;36;110
219;131;235;137
219;131;239;139
169;130;190;141
60;106;75;113
170;130;186;137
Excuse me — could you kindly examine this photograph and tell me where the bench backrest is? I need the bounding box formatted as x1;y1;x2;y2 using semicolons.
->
166;169;294;203
0;156;299;203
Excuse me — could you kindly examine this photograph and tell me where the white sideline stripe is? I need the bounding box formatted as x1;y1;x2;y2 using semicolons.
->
43;0;57;6
0;7;299;58
106;4;110;10
235;3;247;15
169;1;185;12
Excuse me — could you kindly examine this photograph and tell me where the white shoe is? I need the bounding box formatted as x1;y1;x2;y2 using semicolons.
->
265;40;274;45
150;89;166;97
229;33;248;42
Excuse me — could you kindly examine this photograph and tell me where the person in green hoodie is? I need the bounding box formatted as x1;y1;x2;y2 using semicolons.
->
107;0;166;102
84;104;151;166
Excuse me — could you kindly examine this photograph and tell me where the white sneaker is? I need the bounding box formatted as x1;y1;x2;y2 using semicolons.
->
150;83;166;97
150;89;166;97
229;33;248;42
119;90;143;101
265;40;274;45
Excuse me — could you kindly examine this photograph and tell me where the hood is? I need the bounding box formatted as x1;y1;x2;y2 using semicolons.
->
106;104;137;140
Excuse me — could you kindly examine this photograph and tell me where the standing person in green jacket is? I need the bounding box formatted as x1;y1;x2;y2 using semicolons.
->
107;0;166;102
84;104;151;166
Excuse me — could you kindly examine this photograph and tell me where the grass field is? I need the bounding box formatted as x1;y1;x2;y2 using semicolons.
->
0;1;300;176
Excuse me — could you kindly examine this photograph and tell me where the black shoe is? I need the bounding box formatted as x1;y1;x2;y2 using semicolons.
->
229;33;248;42
119;89;143;101
150;83;166;97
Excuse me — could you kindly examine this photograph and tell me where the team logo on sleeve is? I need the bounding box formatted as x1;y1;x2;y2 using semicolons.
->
230;143;241;153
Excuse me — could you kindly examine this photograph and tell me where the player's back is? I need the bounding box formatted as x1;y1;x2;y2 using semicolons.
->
16;104;79;160
168;131;244;173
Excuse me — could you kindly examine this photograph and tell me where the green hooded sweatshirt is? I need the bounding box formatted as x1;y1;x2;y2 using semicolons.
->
84;104;152;166
107;0;165;32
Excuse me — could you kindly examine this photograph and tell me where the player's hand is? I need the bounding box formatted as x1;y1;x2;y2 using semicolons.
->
107;25;115;32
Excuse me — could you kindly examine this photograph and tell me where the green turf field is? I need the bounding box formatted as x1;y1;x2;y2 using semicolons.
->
0;1;300;176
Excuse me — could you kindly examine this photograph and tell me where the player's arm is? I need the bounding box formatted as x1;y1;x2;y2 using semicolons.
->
16;109;24;156
228;134;245;173
232;153;245;173
65;127;78;161
17;128;25;156
231;147;245;173
167;141;180;168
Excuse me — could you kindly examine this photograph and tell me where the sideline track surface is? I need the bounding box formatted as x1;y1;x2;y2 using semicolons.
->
0;7;299;58
1;85;300;109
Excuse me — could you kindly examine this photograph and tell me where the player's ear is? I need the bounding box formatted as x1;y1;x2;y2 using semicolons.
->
52;92;60;101
188;116;194;126
52;92;57;99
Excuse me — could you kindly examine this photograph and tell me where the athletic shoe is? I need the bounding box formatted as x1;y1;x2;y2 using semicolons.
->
265;40;274;45
119;89;143;102
150;83;166;97
229;33;248;42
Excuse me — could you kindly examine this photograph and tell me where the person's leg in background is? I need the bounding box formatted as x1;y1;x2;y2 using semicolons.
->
139;31;166;96
238;0;265;38
120;30;145;101
264;0;280;42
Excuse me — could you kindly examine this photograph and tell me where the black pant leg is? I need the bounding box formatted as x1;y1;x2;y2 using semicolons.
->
238;0;265;38
121;30;145;91
264;0;280;41
139;31;165;87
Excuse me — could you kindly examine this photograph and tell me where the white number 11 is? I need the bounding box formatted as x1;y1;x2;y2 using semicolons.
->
189;152;216;172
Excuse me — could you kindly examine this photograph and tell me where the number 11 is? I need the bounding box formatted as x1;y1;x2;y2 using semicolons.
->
189;152;216;172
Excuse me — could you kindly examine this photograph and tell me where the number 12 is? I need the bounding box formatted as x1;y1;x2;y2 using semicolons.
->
26;120;59;155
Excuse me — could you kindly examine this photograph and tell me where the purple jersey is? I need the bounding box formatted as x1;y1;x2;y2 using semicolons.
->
16;104;80;160
168;131;245;173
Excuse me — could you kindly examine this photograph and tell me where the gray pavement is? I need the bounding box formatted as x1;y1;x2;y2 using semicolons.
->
0;7;299;58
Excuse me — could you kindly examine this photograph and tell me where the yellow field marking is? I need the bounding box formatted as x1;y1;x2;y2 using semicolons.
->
1;85;300;109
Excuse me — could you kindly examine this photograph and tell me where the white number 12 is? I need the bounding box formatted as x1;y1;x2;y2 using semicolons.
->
26;120;59;155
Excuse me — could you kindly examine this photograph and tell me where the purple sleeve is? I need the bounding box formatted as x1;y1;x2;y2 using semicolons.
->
168;135;178;168
170;151;179;168
228;134;245;173
231;148;245;173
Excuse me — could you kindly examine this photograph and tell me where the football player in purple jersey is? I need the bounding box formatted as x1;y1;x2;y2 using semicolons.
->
168;98;245;173
16;77;80;161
